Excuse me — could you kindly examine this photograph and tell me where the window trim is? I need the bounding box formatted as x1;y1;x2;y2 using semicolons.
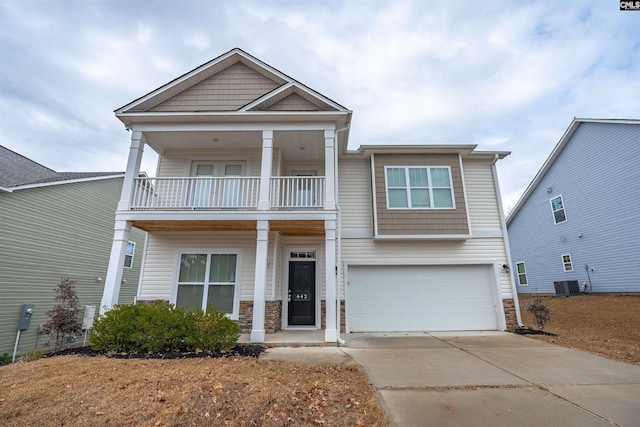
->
515;261;528;285
173;250;242;319
384;166;455;210
124;241;135;269
550;194;567;224
561;254;574;272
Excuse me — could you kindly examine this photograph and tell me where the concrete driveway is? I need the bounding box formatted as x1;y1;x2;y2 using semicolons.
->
340;332;640;427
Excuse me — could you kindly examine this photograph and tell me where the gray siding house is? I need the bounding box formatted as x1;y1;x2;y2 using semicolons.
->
0;146;145;356
506;119;640;294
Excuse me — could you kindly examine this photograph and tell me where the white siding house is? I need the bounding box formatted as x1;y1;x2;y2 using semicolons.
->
506;119;640;294
101;48;521;343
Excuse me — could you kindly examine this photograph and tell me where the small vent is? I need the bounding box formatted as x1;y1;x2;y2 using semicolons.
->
554;280;580;296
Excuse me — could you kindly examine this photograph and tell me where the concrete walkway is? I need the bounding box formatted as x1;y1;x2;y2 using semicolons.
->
261;332;640;426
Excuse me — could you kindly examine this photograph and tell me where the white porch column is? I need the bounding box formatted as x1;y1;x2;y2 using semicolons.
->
324;129;336;210
251;220;269;342
257;130;273;210
117;131;145;211
324;219;337;342
100;220;131;314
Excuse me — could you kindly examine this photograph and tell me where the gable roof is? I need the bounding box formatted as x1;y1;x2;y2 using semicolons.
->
505;118;640;225
0;145;58;188
115;48;350;128
0;145;123;192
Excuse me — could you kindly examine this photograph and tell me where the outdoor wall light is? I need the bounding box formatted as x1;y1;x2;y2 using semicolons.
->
96;277;103;283
502;264;510;273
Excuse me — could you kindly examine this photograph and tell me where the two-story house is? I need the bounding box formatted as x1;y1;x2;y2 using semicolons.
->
506;118;640;295
100;48;522;343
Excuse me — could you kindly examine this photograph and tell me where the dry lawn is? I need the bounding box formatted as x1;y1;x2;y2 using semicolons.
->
0;355;387;426
519;294;640;365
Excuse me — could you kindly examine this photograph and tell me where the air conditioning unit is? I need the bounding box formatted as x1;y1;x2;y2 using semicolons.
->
554;280;580;296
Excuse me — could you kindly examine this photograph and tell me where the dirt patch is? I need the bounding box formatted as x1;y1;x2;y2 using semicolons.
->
518;294;640;365
1;354;387;426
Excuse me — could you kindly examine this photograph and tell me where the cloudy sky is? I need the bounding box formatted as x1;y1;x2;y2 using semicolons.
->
1;1;638;211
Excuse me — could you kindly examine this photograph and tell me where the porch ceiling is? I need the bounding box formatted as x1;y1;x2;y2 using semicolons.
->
142;130;325;162
131;219;326;236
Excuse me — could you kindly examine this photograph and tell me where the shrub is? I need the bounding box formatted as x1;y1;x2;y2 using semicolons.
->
526;297;552;331
0;352;10;366
40;278;82;351
90;302;239;353
189;306;240;351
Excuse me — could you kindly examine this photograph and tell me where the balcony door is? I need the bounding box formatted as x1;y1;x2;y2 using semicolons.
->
291;170;317;207
189;161;244;208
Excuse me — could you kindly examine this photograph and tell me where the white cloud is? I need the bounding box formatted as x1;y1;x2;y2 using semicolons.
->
0;0;638;205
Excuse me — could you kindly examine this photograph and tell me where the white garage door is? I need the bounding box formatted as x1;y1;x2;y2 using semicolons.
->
347;265;499;332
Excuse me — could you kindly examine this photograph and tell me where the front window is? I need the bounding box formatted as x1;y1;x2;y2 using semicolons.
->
562;254;573;272
176;253;239;316
124;242;135;268
550;195;567;224
385;166;454;209
516;262;528;285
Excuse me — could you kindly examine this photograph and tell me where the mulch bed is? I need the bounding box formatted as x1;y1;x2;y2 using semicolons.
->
513;328;557;337
43;344;266;360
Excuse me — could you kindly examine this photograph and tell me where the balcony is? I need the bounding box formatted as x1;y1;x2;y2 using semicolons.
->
130;176;325;210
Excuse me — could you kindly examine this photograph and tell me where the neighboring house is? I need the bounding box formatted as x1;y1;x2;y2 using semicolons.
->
100;48;521;343
0;146;146;356
506;118;640;295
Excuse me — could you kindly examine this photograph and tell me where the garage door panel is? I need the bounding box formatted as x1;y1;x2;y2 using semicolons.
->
347;265;498;332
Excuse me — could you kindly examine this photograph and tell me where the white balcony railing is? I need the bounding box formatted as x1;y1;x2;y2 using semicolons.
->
131;177;260;209
130;176;325;210
270;176;325;209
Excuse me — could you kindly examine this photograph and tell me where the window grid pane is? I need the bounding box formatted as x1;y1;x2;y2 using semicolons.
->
176;285;204;311
432;188;453;208
387;168;407;187
209;254;237;283
410;189;430;207
430;168;451;187
388;189;408;208
207;285;234;313
408;168;429;187
179;254;207;283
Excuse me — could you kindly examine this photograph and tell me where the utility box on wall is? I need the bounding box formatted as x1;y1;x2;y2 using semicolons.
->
18;304;35;330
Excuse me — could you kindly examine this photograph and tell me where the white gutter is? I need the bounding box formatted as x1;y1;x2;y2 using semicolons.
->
334;124;350;345
492;154;524;327
0;186;13;193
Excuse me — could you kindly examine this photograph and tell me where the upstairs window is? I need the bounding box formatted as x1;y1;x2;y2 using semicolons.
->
516;262;528;285
385;166;454;209
562;254;573;272
124;242;135;268
550;195;567;224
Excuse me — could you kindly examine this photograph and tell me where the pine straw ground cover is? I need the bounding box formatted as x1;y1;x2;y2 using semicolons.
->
518;294;640;365
0;354;387;426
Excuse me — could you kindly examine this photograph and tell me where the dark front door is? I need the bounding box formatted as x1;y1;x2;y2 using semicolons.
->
288;261;316;325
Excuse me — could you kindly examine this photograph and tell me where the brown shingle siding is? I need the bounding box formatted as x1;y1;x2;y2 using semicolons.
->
374;153;469;236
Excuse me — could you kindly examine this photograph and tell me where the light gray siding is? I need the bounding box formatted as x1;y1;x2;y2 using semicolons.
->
0;178;145;356
150;62;280;112
508;122;640;293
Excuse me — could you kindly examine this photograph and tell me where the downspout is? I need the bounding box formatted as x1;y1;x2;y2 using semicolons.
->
492;154;524;328
334;123;350;345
